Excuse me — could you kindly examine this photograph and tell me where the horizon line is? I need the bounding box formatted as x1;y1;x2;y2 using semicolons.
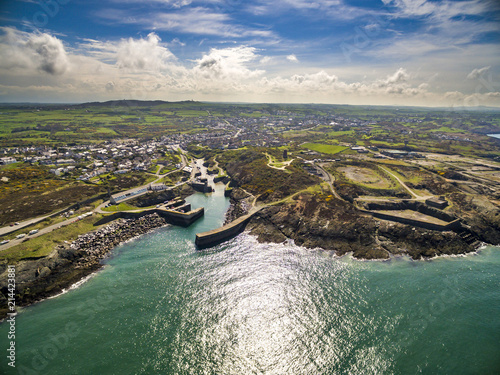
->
0;100;499;111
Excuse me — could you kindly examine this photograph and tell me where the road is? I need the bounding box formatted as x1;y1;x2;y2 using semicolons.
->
0;213;94;251
0;215;51;237
95;151;192;212
315;163;343;201
378;166;431;200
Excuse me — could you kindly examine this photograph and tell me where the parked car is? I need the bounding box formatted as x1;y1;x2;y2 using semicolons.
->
0;240;9;245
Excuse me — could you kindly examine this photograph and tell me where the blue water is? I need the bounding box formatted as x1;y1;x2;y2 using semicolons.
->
1;185;499;374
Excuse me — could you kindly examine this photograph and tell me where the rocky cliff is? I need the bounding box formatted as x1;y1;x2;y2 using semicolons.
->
244;192;479;260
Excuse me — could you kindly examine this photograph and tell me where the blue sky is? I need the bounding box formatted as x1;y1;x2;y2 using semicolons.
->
0;0;499;106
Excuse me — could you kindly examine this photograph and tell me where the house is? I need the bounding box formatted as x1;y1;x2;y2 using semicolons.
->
50;167;67;176
381;150;408;158
0;157;16;165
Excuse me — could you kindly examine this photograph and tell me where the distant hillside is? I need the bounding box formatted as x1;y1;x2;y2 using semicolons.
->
74;99;199;108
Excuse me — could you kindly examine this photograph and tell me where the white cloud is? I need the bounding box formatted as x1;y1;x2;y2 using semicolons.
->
170;38;186;47
77;38;118;63
382;0;490;20
109;0;194;6
109;0;225;7
467;66;490;80
0;28;35;71
105;81;115;92
0;27;69;75
370;0;498;73
286;54;299;63
116;33;175;71
245;0;372;20
26;33;69;75
256;68;420;99
384;67;408;84
260;56;273;65
0;28;498;107
445;90;500;108
96;7;277;40
193;46;264;83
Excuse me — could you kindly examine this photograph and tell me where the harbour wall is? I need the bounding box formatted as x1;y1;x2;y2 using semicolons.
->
362;200;457;222
357;199;464;231
362;210;462;231
195;212;255;249
95;207;204;227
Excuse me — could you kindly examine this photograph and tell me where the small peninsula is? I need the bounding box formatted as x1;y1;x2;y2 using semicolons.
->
217;148;500;260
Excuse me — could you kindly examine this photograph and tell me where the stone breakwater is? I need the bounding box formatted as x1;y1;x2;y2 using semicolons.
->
0;214;169;320
69;214;169;269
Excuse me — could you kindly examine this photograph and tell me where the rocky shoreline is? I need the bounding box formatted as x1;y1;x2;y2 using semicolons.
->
2;185;498;320
227;188;496;260
224;188;252;225
0;213;169;320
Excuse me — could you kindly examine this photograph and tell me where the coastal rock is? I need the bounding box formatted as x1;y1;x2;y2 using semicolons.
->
38;266;51;278
224;188;252;224
246;193;477;260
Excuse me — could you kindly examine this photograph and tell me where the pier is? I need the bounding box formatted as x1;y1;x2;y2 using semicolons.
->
195;211;258;249
95;207;205;227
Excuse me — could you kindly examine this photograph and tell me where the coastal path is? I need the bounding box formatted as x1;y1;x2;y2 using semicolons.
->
264;152;295;171
315;163;343;201
379;166;428;200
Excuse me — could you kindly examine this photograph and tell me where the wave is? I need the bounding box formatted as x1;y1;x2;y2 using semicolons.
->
47;268;103;299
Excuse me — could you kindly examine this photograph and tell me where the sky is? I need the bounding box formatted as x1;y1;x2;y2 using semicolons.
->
0;0;499;107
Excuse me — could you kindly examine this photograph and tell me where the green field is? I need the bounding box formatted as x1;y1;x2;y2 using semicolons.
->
1;101;499;159
102;202;138;212
0;102;218;146
328;130;355;136
302;143;348;154
430;127;464;133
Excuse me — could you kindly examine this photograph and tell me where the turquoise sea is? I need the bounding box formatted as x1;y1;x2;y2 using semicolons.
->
1;185;499;374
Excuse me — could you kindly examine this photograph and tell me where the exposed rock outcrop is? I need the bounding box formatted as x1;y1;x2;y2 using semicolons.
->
224;188;252;224
245;193;480;260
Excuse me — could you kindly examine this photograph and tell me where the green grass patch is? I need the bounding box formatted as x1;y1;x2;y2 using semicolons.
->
148;164;161;173
430;127;463;133
327;130;355;136
371;141;406;148
162;171;184;185
302;143;348;154
0;162;23;170
102;202;138;212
